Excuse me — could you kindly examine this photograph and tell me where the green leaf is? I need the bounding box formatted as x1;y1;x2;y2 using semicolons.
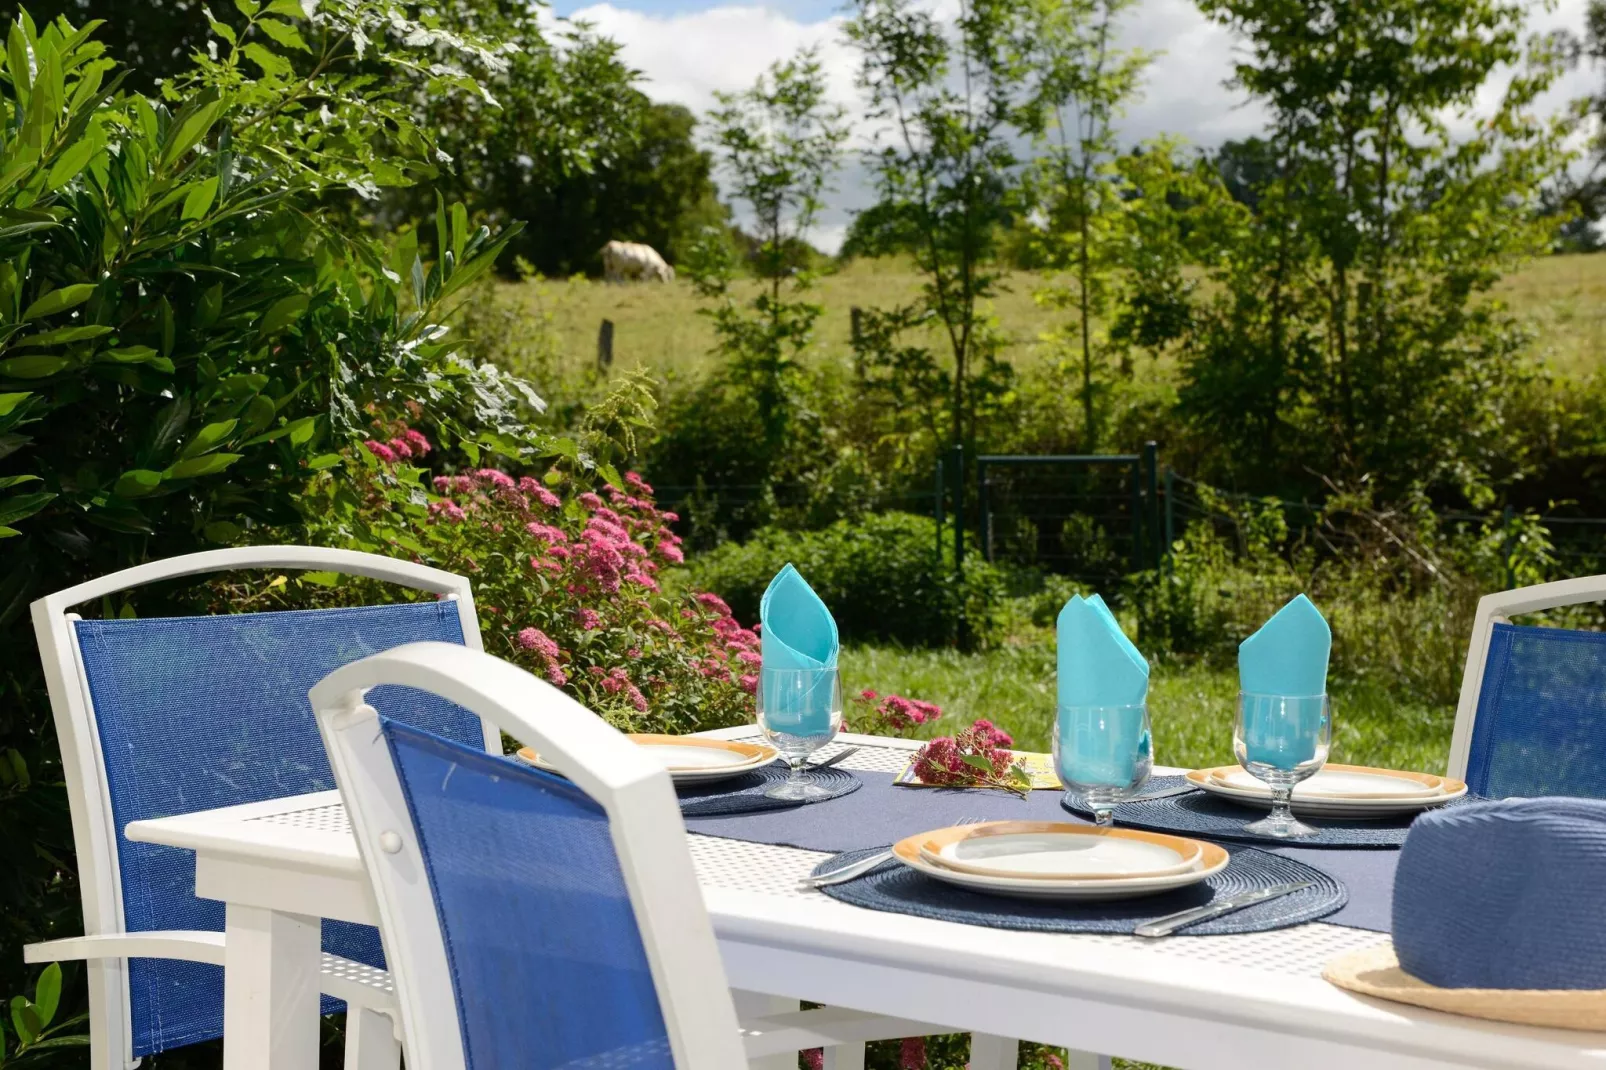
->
11;995;39;1046
203;520;242;543
206;14;239;47
257;18;310;53
0;474;40;489
0;490;55;525
164;453;241;480
0;392;31;416
179;418;239;459
22;282;95;320
0;525;18;538
234;0;261;14
450;200;469;261
258;293;308;336
23;325;111;346
112;469;163;498
100;345;158;363
159;91;223;170
0;355;69;378
33;963;61;1027
306;453;341;470
958;753;997;774
45;137;94;189
195;282;223;329
242;43;292;79
265;0;308;16
181;176;218;220
5;748;27;789
299;570;340;586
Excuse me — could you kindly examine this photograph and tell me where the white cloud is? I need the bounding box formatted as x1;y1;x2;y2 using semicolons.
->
569;0;1598;253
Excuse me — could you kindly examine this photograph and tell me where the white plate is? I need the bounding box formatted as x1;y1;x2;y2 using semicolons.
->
892;823;1227;901
1209;767;1439;799
1188;766;1466;818
924;828;1201;880
517;735;779;785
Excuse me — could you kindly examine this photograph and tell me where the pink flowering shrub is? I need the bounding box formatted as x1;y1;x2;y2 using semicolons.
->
909;720;1027;795
846;690;943;737
349;431;755;733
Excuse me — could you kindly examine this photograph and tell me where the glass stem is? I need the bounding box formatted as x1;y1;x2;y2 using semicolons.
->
1270;785;1293;827
1094;808;1115;827
788;758;808;789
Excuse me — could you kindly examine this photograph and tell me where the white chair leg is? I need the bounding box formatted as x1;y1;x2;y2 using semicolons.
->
969;1033;1019;1070
344;1006;400;1070
822;1043;866;1070
1064;1051;1113;1070
735;990;800;1070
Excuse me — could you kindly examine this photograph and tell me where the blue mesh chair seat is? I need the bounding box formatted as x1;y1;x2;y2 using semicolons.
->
26;548;489;1067
1464;622;1606;800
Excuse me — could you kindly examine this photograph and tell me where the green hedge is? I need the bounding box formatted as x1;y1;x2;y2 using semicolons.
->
688;512;1003;647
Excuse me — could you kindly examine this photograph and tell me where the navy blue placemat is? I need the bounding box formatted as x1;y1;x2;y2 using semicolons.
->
1061;775;1477;848
677;764;860;817
812;845;1345;935
683;769;1397;933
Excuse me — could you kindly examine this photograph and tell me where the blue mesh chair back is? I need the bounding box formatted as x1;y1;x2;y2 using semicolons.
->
74;601;485;1056
1466;622;1606;800
380;718;673;1070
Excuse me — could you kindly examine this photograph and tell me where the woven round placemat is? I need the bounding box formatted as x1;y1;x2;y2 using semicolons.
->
678;764;861;817
1060;776;1477;848
812;844;1344;935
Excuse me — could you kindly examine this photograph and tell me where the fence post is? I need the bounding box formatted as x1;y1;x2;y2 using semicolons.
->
1128;457;1144;575
1143;441;1160;570
597;318;614;371
850;306;863;350
1163;466;1175;566
933;458;945;562
951;444;965;576
979;459;993;563
1501;504;1515;590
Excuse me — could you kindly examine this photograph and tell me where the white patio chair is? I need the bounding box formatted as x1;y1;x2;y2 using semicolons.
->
23;546;498;1070
1449;574;1606;799
312;641;944;1070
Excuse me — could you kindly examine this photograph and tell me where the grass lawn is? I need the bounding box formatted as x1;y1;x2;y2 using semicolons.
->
502;251;1606;383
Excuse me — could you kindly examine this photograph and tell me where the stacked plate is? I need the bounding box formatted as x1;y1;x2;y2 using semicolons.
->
516;734;779;786
891;821;1227;901
1186;763;1467;818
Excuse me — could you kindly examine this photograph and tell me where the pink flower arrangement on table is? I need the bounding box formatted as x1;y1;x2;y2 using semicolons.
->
910;720;1030;796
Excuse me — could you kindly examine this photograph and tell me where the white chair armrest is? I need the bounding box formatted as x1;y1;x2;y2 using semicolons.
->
25;932;227;966
741;1008;944;1057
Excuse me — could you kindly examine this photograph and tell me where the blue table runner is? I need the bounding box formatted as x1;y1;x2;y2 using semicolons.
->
683;770;1397;933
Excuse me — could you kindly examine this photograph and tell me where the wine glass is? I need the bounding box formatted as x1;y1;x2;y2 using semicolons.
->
1233;692;1331;838
1053;703;1152;826
756;667;843;801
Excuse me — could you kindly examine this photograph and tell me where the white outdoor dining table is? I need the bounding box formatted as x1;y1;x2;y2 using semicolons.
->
124;727;1606;1070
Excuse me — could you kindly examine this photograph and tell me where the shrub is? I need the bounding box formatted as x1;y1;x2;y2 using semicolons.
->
687;511;1005;647
266;431;756;734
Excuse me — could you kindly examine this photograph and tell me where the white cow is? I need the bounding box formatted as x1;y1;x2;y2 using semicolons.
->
601;240;674;283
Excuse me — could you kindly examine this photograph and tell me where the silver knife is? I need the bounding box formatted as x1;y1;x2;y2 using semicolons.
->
810;746;860;770
1133;881;1314;938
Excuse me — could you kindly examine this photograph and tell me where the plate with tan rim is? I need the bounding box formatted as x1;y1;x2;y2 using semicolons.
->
893;822;1227;900
1187;765;1467;818
516;735;779;785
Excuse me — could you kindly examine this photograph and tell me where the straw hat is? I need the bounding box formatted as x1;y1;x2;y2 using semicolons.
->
1324;944;1606;1032
1325;797;1606;1032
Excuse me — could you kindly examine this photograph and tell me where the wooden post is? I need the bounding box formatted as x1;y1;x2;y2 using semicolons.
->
597;318;614;371
850;306;863;349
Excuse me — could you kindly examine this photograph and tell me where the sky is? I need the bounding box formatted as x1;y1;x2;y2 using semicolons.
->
549;0;1600;253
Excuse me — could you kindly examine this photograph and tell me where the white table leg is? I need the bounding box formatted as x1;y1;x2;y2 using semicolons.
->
1063;1052;1112;1070
735;990;801;1070
969;1033;1019;1070
223;903;322;1070
345;1006;401;1070
822;1042;866;1070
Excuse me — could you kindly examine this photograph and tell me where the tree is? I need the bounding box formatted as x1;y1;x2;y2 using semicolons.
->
689;48;848;454
1019;0;1150;449
845;0;1035;453
1179;0;1576;505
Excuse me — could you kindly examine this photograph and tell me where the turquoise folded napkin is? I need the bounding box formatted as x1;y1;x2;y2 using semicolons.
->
760;564;838;735
1056;595;1150;787
1056;594;1149;708
1238;595;1332;769
1238;594;1330;696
